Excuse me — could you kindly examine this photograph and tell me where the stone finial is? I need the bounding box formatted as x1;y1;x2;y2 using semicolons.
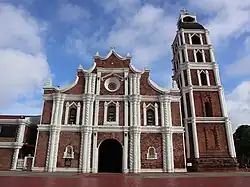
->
78;64;83;69
44;78;52;88
95;52;100;56
180;8;188;14
126;52;131;57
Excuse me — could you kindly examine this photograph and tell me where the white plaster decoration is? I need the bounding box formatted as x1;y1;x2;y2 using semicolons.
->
206;70;210;86
177;33;182;46
94;101;99;126
64;102;70;125
184;47;188;62
104;77;121;92
96;72;101;95
209;46;216;62
184;123;190;158
79;132;84;172
87;132;92;172
51;100;55;124
218;87;228;118
123;133;128;173
160;102;164;127
187;68;192;85
103;101;119;126
141;169;164;172
213;64;221;86
92;132;98;173
193;50;197;63
188;33;192;44
88;74;92;94
143;103;147;126
225;118;236;158
146;147;157;159
181;31;185;44
63;145;74;159
76;102;81;125
11;148;20;170
129;132;134;172
162;133;167;172
124;101;129;127
205;30;211;45
84;74;88;93
82;131;89;172
129;75;133;95
199;34;203;45
155;103;159;126
202;50;206;63
52;130;60;172
166;132;174;172
124;72;129;95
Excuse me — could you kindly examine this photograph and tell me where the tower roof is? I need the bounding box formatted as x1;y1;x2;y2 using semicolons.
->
177;9;205;30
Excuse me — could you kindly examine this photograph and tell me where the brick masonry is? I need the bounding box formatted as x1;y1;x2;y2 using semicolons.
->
197;123;229;157
193;91;222;117
97;132;123;147
173;133;185;168
34;131;49;167
41;100;53;124
171;102;181;126
0;149;13;170
140;133;163;169
57;132;81;168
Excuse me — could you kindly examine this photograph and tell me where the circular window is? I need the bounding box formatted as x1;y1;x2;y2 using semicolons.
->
108;82;117;90
104;77;120;92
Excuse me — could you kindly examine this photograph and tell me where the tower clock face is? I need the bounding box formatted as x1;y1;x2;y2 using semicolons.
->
183;16;195;22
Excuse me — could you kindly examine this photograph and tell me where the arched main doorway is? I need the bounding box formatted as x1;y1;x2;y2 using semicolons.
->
98;139;123;173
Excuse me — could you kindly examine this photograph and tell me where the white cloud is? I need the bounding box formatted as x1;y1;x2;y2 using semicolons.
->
57;3;90;22
226;81;250;131
0;3;50;113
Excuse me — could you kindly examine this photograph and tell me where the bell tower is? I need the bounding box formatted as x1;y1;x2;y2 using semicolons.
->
171;10;238;171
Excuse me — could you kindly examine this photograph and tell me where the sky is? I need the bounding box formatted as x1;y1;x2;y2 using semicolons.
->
0;0;249;131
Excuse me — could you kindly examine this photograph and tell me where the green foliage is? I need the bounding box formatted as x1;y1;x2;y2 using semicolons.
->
234;125;250;167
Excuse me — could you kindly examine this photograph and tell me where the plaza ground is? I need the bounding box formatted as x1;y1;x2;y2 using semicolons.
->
1;171;250;187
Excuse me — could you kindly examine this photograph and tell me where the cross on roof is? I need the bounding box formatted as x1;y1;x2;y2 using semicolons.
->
180;8;188;14
111;46;116;50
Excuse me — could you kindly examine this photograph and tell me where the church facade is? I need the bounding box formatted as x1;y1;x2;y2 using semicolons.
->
0;12;238;173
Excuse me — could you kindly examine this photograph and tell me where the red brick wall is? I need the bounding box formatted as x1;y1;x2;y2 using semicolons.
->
201;34;207;44
34;131;49;167
100;73;125;95
98;102;104;125
41;100;53;124
97;132;123;146
204;50;211;62
188;49;194;62
197;123;229;157
184;33;190;44
95;53;130;68
140;133;163;169
171;102;181;126
173;133;185;168
0;149;13;170
208;70;216;86
194;91;222;117
140;72;161;95
57;132;81;168
63;71;85;94
191;70;199;85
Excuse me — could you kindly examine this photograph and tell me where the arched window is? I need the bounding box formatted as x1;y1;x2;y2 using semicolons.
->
192;35;201;45
147;147;157;159
63;145;74;159
147;109;155;126
107;105;116;122
200;71;208;86
68;108;77;124
205;101;213;117
196;51;203;62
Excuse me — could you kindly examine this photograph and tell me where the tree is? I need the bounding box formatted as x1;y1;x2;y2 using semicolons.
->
234;125;250;167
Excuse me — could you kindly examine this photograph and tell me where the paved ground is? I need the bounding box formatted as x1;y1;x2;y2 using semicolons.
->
0;171;250;187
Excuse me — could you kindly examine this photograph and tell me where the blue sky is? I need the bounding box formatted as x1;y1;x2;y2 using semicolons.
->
0;0;249;130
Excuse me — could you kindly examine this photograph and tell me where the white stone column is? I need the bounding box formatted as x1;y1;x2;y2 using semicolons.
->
64;102;69;125
206;70;210;86
143;103;147;126
51;99;56;124
86;131;92;172
213;64;221;86
82;131;89;172
125;71;129;95
162;132;167;172
92;132;98;173
52;129;60;172
189;90;199;158
123;132;128;173
209;46;215;62
181;30;185;44
154;103;159;126
205;30;211;45
124;101;129;127
11;148;20;170
166;131;174;172
96;72;101;95
133;128;140;173
225;119;236;158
